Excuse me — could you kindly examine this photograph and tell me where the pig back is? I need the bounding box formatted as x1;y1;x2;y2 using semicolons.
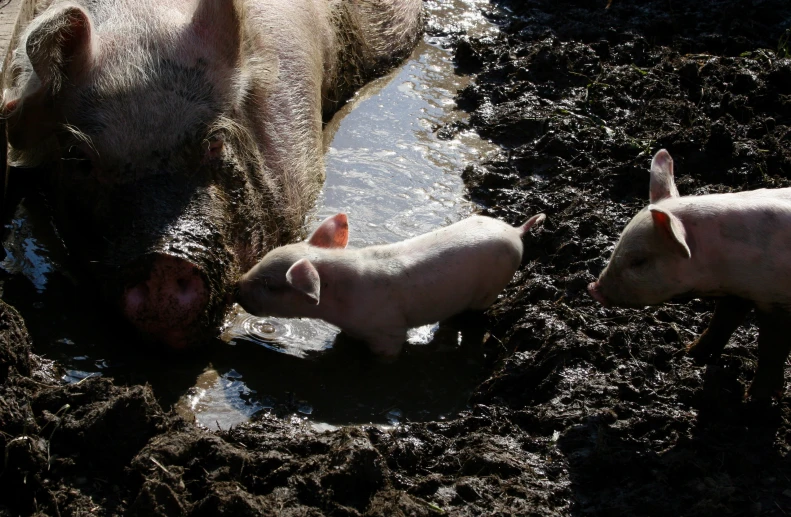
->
375;217;525;326
668;189;791;305
321;0;424;117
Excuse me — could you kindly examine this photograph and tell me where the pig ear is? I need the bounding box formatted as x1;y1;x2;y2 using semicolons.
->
649;149;680;203
307;213;349;249
192;0;244;63
286;258;321;304
4;4;94;149
25;4;94;89
649;206;691;259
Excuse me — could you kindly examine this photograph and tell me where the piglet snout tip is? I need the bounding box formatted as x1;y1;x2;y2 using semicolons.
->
587;281;609;307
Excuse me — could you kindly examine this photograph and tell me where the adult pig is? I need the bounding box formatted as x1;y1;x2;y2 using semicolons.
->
588;149;791;399
1;0;422;348
235;212;546;358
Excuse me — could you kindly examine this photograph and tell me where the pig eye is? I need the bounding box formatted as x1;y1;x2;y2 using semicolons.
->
62;145;94;178
629;256;649;269
205;136;224;160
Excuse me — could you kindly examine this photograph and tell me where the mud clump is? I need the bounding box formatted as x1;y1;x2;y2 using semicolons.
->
2;0;791;515
0;300;31;381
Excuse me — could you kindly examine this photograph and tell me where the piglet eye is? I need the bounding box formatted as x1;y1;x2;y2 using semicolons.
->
629;256;648;268
205;136;224;160
264;281;282;292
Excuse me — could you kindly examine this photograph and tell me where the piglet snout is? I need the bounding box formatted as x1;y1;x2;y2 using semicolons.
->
587;281;609;307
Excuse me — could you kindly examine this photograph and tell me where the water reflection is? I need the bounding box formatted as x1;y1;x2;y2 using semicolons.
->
1;195;63;293
177;317;489;428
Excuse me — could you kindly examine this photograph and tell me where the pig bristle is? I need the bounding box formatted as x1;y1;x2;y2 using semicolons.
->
325;0;424;114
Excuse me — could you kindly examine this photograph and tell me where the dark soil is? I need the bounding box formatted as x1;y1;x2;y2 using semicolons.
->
2;1;791;515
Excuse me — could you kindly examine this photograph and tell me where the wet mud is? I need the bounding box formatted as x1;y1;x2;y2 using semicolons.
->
2;0;791;515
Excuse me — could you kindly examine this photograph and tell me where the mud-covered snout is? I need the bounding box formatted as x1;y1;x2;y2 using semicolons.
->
122;253;209;349
62;174;240;348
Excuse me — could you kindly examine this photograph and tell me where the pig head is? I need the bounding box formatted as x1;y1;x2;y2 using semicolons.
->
588;149;696;308
2;0;422;348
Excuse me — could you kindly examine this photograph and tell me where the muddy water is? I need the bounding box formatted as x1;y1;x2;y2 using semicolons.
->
1;0;501;429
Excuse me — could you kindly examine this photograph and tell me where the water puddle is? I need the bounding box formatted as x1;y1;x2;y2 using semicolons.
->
1;0;502;429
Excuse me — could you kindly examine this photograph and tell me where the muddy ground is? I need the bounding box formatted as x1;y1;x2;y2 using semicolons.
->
2;0;791;515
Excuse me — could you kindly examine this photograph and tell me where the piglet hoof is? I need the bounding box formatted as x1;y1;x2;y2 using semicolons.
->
685;332;717;365
745;374;785;402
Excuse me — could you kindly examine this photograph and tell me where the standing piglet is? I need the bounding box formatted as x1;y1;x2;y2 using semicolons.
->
236;213;546;357
588;149;791;399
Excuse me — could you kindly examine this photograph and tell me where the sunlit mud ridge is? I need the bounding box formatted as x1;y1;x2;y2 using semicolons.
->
1;0;791;515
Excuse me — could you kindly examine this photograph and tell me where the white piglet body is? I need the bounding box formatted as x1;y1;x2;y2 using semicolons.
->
588;149;791;399
237;213;545;357
589;150;791;310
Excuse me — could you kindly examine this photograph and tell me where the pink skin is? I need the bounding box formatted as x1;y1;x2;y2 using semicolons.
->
122;255;209;349
588;148;791;399
589;149;791;309
587;282;608;307
237;213;546;358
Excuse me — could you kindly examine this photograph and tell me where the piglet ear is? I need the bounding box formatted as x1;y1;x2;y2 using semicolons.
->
649;206;691;259
307;213;349;249
649;149;680;203
286;258;320;304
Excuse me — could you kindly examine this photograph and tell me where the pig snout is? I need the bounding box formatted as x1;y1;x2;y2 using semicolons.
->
122;254;209;349
587;281;609;307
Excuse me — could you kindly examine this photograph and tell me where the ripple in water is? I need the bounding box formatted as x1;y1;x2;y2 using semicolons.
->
222;306;339;358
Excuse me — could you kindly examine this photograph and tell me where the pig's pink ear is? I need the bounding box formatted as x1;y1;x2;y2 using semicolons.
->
286;258;320;304
5;4;94;149
649;149;680;204
192;0;244;63
307;213;349;249
649;206;691;259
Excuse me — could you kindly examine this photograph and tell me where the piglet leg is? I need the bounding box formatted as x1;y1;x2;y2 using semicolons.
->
687;297;752;364
748;309;791;400
367;334;408;361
